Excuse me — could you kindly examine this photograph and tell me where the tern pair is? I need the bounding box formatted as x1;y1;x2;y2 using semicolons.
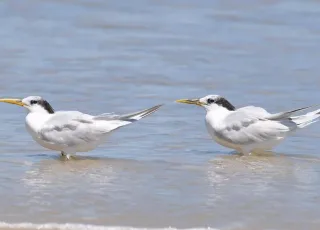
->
0;95;319;159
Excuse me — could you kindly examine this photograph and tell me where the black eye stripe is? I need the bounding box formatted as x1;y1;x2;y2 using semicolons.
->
38;99;55;114
215;97;236;111
28;98;55;114
207;98;215;104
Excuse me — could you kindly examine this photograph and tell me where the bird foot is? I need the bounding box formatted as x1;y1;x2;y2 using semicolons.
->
60;152;72;160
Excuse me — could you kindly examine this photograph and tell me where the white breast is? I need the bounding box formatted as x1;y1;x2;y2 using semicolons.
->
25;113;62;151
204;109;244;152
205;119;242;151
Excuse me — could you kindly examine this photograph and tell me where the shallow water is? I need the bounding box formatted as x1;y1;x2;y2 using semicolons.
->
0;0;320;229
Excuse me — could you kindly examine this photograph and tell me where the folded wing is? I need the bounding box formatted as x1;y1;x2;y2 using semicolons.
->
38;111;106;148
216;106;291;146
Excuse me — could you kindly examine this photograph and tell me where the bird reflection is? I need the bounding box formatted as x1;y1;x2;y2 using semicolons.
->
205;151;320;206
21;155;125;194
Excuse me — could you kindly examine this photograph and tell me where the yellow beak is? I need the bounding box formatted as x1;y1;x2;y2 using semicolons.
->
0;98;25;106
175;99;203;106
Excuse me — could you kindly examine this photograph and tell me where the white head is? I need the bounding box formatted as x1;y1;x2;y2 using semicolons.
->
0;96;55;114
176;94;236;112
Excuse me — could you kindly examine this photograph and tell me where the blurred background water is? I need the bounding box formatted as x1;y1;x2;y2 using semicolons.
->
0;0;320;229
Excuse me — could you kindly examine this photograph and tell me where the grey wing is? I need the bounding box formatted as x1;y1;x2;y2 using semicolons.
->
265;105;316;120
237;106;270;117
237;105;315;121
216;109;290;146
38;111;105;147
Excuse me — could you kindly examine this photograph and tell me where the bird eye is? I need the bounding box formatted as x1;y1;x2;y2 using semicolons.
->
207;98;215;104
30;100;37;105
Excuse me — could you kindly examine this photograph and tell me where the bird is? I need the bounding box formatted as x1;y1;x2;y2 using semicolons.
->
0;96;163;159
176;95;320;155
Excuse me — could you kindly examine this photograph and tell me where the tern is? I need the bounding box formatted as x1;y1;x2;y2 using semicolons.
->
176;95;320;155
0;96;162;159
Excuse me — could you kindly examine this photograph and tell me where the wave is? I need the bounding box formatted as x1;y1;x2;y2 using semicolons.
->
0;222;219;230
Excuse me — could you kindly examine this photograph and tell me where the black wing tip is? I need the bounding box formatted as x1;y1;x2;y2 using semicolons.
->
122;104;164;122
147;104;164;112
141;104;164;118
153;104;164;109
291;104;320;114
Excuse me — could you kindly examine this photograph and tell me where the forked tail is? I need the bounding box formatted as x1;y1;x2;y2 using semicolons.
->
111;104;163;122
290;109;320;128
94;104;163;130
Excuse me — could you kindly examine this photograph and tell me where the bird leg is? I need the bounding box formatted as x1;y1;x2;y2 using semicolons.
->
60;151;71;160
